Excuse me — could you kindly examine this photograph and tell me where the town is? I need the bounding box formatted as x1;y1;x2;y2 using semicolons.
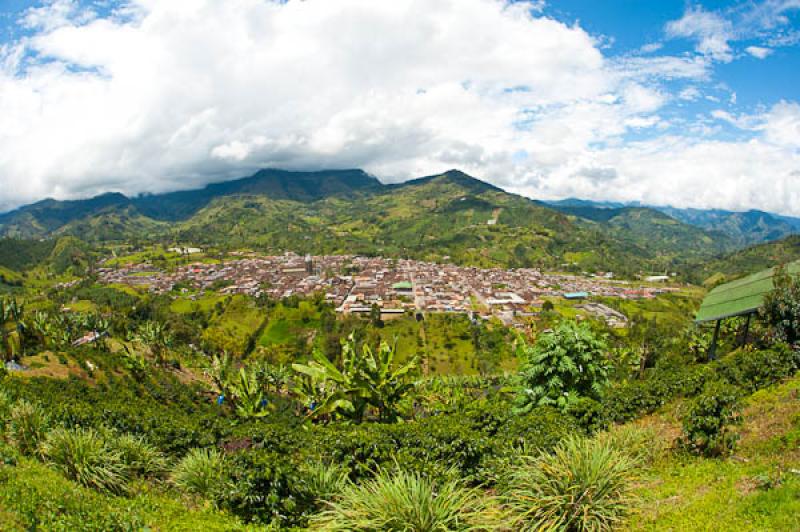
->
97;252;677;327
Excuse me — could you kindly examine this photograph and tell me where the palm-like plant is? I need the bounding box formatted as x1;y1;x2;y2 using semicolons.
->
292;333;417;423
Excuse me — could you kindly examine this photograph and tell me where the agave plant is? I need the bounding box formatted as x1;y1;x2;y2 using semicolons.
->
40;427;130;495
292;333;417;423
504;436;637;532
311;468;499;531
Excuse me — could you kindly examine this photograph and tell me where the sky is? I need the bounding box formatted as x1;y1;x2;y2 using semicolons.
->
0;1;798;215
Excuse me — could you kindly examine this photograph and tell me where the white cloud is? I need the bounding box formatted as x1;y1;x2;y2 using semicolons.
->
665;6;734;62
745;45;773;58
0;0;797;217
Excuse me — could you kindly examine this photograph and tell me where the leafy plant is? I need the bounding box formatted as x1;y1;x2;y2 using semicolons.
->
311;468;499;531
514;321;610;413
8;399;49;456
760;264;800;346
504;436;636;532
40;427;130;495
109;432;167;478
293;333;417;422
681;380;742;457
132;320;173;366
172;447;227;498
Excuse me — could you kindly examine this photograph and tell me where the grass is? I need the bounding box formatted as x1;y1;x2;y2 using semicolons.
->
202;295;266;355
0;456;253;531
625;375;800;531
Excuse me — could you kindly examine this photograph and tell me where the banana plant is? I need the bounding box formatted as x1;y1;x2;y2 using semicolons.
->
228;366;270;419
132;321;172;366
292;333;417;423
0;298;25;362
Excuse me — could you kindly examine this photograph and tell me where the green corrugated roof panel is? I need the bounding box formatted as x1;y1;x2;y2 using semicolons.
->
695;261;800;323
392;281;413;290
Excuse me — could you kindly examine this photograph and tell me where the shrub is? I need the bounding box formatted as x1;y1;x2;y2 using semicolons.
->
300;461;350;503
504;436;637;532
171;447;227;498
0;389;12;433
514;321;610;413
760;264;800;345
8;400;49;456
311;468;499;531
109;433;167;478
40;427;130;495
681;380;742;457
716;345;799;393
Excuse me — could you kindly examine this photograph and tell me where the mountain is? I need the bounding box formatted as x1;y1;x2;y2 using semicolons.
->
690;234;800;285
0;169;732;276
545;198;800;247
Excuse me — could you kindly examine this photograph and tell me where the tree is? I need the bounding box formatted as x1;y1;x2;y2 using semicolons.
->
292;333;417;423
761;264;800;346
514;320;610;414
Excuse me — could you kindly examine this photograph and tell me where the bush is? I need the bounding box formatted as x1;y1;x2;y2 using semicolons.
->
504;436;636;532
681;380;743;457
311;469;499;531
760;265;800;345
40;427;130;495
716;345;800;393
0;389;12;433
8;400;49;456
109;433;167;479
171;447;227;498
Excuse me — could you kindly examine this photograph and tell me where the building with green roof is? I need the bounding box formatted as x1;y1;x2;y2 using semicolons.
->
695;260;800;358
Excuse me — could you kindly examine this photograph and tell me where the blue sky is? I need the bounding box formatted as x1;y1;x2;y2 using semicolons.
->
0;0;798;215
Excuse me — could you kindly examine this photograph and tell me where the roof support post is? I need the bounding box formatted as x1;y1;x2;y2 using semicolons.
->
740;313;752;347
708;319;721;362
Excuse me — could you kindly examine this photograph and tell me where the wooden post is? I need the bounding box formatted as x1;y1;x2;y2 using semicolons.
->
708;320;721;361
740;313;752;347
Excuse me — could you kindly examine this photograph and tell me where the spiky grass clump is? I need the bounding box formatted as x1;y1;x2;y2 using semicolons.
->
596;424;666;466
171;447;227;498
8;400;49;456
311;469;499;531
40;427;130;495
505;436;637;532
0;390;12;434
301;461;350;502
109;433;167;479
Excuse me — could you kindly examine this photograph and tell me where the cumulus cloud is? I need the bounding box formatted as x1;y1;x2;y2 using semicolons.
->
0;0;797;216
665;6;734;62
745;45;773;58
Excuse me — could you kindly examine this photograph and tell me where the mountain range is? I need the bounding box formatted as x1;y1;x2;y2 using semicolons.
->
546;199;800;247
0;168;790;279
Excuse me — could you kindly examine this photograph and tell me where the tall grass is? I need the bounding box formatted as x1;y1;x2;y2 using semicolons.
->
109;433;167;479
596;424;666;466
0;390;12;433
40;427;130;495
8;400;49;456
301;461;350;502
504;436;637;532
311;468;499;531
171;447;227;498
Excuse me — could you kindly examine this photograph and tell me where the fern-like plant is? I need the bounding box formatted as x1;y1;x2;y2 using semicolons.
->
514;321;610;414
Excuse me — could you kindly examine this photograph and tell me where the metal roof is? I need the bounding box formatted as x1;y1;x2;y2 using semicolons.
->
695;261;800;323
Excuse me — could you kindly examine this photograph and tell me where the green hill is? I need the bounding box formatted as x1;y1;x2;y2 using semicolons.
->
692;234;800;285
0;169;733;276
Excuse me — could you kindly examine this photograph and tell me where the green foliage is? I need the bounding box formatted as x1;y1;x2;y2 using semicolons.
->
504;436;637;532
7;399;49;456
681;380;743;457
172;447;227;498
311;468;499;531
760;264;800;345
515;321;610;413
40;427;130;495
595;425;666;466
109;433;167;479
132;320;172;366
293;333;417;422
